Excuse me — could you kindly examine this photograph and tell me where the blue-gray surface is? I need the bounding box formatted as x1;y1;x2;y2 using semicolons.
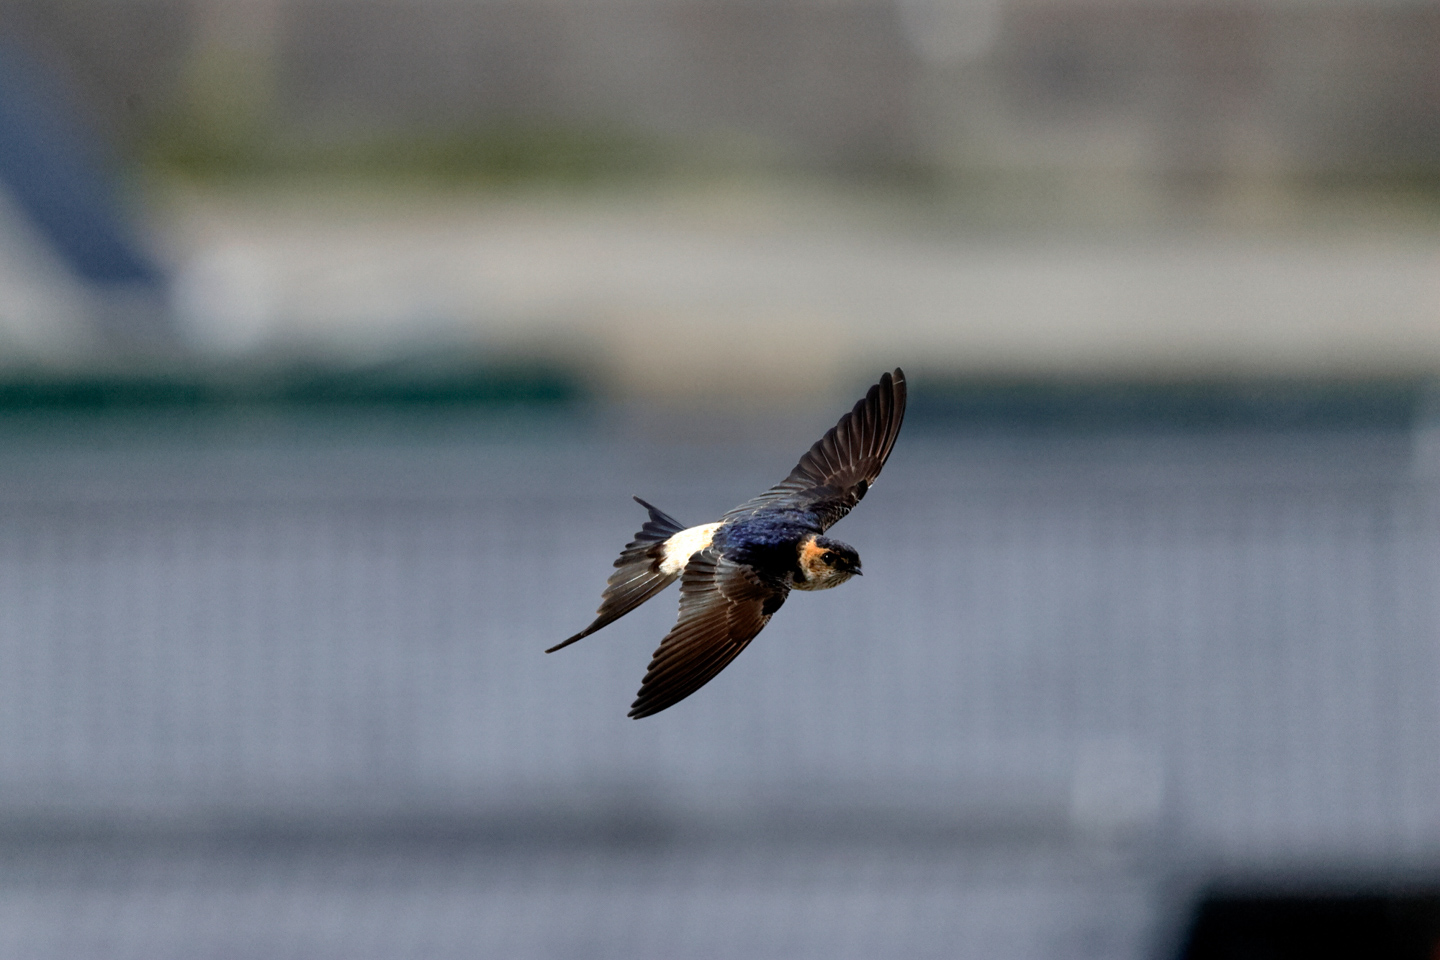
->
0;409;1436;959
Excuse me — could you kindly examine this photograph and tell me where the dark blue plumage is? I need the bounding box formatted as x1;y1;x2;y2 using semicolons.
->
715;509;818;581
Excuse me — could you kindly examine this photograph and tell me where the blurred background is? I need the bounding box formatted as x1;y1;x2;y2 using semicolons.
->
0;0;1438;957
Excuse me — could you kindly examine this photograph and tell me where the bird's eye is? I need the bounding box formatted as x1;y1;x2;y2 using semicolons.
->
821;552;836;564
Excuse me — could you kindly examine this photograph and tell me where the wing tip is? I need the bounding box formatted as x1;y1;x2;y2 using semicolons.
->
628;688;672;718
628;689;685;718
881;367;906;406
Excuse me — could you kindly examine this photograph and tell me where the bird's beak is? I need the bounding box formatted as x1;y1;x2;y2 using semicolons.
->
851;567;862;576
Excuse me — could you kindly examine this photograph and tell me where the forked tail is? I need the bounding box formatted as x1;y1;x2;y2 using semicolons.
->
546;497;686;653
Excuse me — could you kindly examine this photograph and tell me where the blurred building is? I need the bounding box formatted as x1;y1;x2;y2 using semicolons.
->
0;38;170;363
7;0;1439;183
0;0;1434;390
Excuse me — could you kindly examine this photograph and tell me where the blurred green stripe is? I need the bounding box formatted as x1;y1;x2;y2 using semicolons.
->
0;363;585;412
908;379;1430;431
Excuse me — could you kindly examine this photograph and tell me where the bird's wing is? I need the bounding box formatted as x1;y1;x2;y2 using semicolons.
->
628;549;788;718
722;368;907;531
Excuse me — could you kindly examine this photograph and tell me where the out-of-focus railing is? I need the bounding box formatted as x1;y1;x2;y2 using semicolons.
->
0;414;1433;854
0;406;1435;958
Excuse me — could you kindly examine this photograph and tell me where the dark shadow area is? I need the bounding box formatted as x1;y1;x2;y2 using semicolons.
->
1179;887;1440;960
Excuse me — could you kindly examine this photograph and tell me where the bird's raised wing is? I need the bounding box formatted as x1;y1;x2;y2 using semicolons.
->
628;549;788;718
722;368;906;531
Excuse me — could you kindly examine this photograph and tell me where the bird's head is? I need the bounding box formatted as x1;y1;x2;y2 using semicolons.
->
796;535;862;590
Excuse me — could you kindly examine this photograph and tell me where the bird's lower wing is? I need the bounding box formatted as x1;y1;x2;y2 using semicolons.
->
628;550;788;718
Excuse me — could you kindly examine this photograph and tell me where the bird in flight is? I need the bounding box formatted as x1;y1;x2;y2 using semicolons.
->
549;368;907;718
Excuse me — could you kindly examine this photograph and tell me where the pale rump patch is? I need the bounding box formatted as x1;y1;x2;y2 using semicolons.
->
659;523;722;576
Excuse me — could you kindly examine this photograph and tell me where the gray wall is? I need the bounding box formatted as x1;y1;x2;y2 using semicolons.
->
0;410;1435;956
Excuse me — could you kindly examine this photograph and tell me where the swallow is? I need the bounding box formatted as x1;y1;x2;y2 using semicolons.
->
549;368;906;718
